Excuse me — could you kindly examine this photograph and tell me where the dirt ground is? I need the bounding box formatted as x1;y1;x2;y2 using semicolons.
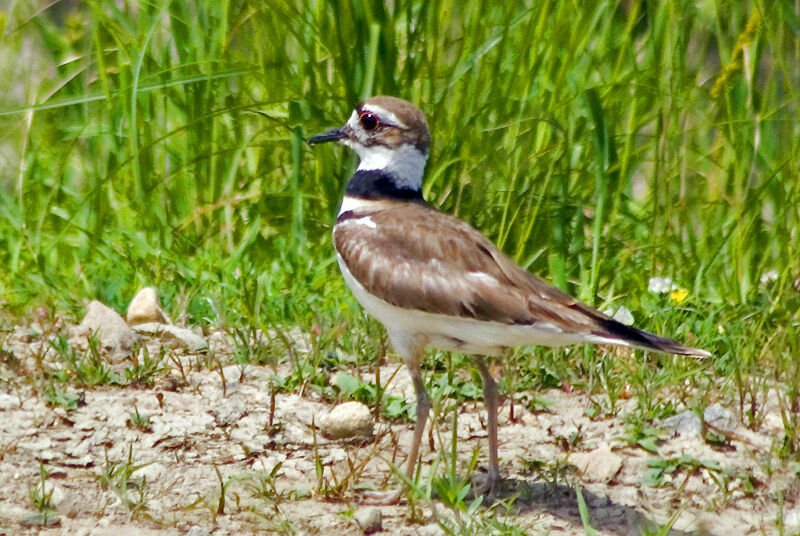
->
1;326;799;536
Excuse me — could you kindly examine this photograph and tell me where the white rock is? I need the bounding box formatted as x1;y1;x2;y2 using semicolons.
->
131;323;207;351
704;404;738;433
126;287;169;325
570;443;623;482
72;301;136;364
323;447;349;465
48;483;67;510
211;400;247;427
661;411;702;437
354;507;382;534
150;411;215;436
785;508;800;534
20;436;53;452
416;524;445;536
0;392;21;410
318;401;374;440
221;365;247;382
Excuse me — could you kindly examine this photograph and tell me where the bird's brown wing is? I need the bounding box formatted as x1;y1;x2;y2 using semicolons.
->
333;203;709;357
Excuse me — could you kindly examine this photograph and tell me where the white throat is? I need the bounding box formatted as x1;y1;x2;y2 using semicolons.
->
348;142;427;190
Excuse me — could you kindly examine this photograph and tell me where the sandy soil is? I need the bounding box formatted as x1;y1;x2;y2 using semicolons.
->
1;326;798;536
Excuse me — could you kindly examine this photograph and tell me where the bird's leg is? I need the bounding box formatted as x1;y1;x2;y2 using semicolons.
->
473;356;500;496
405;363;432;482
362;335;429;505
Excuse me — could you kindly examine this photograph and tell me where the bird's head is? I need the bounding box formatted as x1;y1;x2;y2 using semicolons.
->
309;96;430;190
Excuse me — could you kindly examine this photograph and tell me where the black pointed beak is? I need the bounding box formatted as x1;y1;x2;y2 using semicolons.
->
308;126;348;144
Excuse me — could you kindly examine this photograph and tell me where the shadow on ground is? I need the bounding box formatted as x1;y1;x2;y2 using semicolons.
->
477;478;707;536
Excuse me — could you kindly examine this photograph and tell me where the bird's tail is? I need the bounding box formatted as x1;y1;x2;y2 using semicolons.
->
592;316;711;359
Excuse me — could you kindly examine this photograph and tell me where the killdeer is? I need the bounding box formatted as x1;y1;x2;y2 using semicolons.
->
309;96;710;503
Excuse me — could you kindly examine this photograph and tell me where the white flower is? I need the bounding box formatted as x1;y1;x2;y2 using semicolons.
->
648;277;676;294
760;270;778;285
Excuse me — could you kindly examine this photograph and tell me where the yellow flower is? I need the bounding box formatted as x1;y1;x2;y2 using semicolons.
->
670;289;689;305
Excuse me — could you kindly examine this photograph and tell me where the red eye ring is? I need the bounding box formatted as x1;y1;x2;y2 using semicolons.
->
359;112;380;131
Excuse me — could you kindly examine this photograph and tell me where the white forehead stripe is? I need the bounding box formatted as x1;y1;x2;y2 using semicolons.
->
346;110;360;129
361;104;407;128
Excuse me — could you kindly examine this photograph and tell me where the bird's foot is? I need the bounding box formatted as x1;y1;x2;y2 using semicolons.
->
359;487;405;505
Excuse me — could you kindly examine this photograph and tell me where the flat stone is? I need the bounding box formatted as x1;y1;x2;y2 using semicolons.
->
703;404;738;433
211;400;247;427
137;462;166;482
132;323;207;352
0;392;21;410
20;436;53;451
416;524;445;536
571;443;623;482
19;511;61;527
661;411;702;438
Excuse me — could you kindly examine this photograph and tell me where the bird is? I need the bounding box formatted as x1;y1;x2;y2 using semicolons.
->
308;96;710;504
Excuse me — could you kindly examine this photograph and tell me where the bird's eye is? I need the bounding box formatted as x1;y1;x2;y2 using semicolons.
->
359;112;380;131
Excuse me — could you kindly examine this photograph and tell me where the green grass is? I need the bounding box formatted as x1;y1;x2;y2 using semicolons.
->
1;0;800;530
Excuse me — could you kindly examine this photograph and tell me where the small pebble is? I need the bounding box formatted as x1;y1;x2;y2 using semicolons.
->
126;287;169;325
318;401;374;440
354;507;382;534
